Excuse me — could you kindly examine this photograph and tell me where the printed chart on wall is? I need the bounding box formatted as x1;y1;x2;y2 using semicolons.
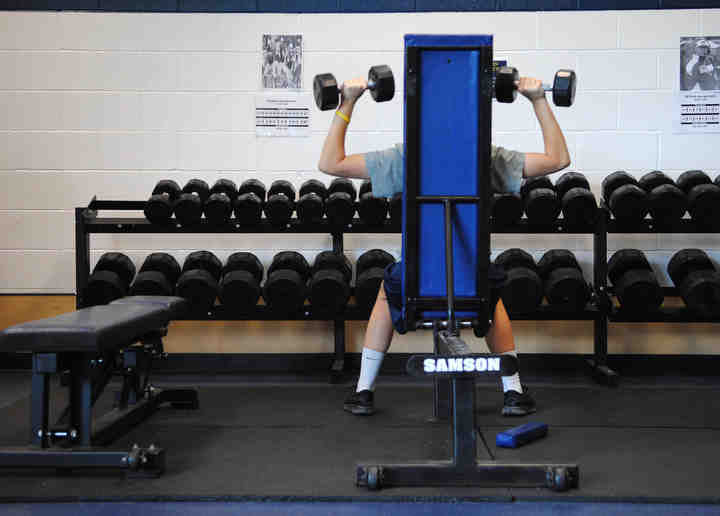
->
257;34;309;137
678;36;720;133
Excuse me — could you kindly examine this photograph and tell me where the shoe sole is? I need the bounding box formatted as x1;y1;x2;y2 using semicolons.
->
502;406;537;417
344;404;375;416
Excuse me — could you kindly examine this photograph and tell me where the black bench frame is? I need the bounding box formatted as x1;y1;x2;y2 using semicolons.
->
0;327;198;477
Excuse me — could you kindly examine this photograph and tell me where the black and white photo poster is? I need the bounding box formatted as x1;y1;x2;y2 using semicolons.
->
261;34;303;90
678;36;720;132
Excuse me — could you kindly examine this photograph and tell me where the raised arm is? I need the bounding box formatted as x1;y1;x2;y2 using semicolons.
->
317;78;371;180
517;77;571;178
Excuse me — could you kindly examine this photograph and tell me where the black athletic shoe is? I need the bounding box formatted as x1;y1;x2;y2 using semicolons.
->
502;386;536;417
344;389;375;416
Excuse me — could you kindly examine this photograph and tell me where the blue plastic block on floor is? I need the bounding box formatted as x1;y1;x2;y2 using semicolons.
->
496;422;548;448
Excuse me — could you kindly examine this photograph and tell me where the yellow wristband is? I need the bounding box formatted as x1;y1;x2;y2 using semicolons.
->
335;110;350;123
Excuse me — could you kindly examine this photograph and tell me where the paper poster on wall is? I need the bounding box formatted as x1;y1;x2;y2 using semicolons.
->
261;34;303;90
677;36;720;133
255;94;310;137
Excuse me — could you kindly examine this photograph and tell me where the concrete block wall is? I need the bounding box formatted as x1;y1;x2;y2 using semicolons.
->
1;9;719;353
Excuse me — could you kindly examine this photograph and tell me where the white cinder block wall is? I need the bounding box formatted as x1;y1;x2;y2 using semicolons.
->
1;9;719;354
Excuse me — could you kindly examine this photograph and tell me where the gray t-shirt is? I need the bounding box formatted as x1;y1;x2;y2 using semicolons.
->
364;143;525;198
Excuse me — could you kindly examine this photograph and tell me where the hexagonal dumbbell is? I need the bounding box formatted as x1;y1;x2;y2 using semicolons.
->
313;65;395;111
607;249;664;313
234;179;266;226
219;252;264;313
85;252;136;306
309;251;352;316
676;170;720;230
637;170;687;226
601;171;648;225
130;253;181;297
263;251;311;315
494;248;543;315
176;251;222;312
495;67;576;107
537;249;590;311
554;172;598;228
668;248;720;318
354;249;396;309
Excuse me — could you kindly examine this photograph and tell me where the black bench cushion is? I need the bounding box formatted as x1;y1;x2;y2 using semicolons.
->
110;296;188;319
0;303;170;353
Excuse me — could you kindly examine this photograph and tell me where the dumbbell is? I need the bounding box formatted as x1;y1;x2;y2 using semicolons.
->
144;180;181;225
358;181;389;226
354;249;396;309
520;177;561;225
297;179;328;225
176;251;222;311
204;179;238;226
309;251;352;316
676;170;720;229
668;249;720;318
175;179;211;227
263;251;311;314
601;171;648;225
555;172;598;228
389;193;402;226
495;67;576;107
637;171;687;225
537;250;590;310
325;178;357;226
219;252;263;312
494;249;543;314
130;253;181;297
234;179;266;226
85;252;136;306
491;193;523;227
607;249;664;313
313;65;395;111
264;180;296;226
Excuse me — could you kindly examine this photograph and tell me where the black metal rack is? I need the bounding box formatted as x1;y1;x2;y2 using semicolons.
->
75;198;719;385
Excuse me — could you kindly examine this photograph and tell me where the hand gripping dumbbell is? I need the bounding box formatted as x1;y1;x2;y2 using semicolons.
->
309;251;352;316
145;180;181;225
537;249;590;310
637;171;687;226
131;253;181;297
313;65;395;111
668;249;720;318
494;249;543;315
263;251;311;314
495;67;577;107
176;251;223;311
607;249;664;313
219;252;264;313
84;252;136;306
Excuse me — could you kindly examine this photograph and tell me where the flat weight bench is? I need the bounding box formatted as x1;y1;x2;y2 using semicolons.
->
0;296;198;477
355;35;578;491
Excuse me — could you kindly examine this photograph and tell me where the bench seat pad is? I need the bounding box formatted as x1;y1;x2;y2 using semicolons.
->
110;296;188;319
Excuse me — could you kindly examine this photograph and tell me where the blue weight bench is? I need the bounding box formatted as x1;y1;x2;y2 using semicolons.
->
0;296;198;477
355;35;578;491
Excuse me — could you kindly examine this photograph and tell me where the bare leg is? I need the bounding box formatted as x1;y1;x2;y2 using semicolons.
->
362;281;395;353
485;299;515;354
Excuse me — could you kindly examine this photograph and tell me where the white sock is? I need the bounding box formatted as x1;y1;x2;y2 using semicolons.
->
356;347;385;392
500;351;523;394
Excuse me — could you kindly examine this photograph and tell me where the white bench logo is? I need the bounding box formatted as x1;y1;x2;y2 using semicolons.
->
423;357;500;373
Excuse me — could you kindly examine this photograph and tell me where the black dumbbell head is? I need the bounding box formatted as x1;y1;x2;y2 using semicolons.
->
524;187;561;225
219;270;261;312
491;193;523;226
358;193;389;226
494;248;538;272
234;193;263;225
325;192;356;226
544;267;590;309
182;179;211;204
182;250;223;282
677;170;711;195
176;269;219;311
85;270;127;306
562;187;597;228
552;69;576;107
268;180;296;201
602;171;637;202
607;249;652;286
297;181;326;224
647;184;687;224
520;176;554;198
495;66;519;104
356;249;395;277
390;193;402;225
239;179;267;202
152;179;181;200
144;194;174;225
555;172;590;200
614;269;664;313
139;252;181;285
313;73;339;111
359;180;372;198
638;170;674;193
130;270;174;296
355;250;395;309
368;65;395;103
537;249;580;280
204;192;233;225
313;251;352;283
608;184;648;224
94;252;136;287
328;178;357;201
687;183;720;229
501;266;543;314
268;251;311;282
667;248;715;287
299;179;328;200
174;193;203;226
210;179;238;201
263;268;307;314
679;269;720;318
309;253;352;316
223;252;264;285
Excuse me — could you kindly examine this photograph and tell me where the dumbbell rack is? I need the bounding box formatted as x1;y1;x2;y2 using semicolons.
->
77;198;717;385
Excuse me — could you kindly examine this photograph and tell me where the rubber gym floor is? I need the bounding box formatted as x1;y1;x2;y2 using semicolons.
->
0;369;719;515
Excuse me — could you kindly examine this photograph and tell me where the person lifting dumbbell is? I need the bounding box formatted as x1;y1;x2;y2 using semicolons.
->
317;67;572;417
